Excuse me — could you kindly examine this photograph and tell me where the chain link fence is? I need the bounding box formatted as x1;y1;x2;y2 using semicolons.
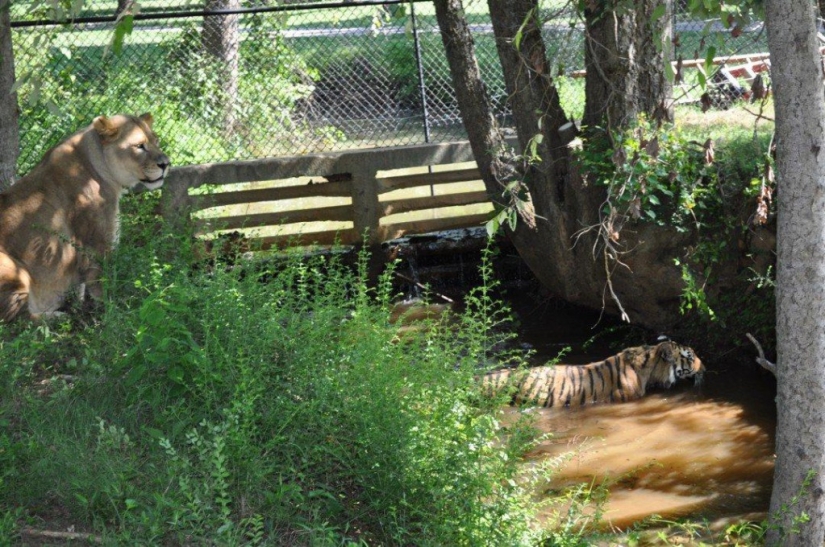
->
10;0;766;172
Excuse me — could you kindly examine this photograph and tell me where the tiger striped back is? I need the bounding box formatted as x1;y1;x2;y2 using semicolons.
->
482;341;704;408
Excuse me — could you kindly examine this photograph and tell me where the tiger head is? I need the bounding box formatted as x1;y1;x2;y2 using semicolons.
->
652;341;705;388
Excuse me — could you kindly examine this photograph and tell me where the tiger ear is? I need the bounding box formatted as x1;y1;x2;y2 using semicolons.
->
93;115;120;142
138;112;154;128
657;342;674;363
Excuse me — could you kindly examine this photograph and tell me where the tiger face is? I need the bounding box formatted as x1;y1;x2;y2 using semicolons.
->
655;341;705;387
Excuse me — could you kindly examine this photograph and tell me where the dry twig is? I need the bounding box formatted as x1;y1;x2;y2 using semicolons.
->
746;332;776;375
20;527;103;544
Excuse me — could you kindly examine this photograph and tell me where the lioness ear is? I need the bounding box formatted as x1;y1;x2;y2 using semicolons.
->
93;116;119;142
138;112;154;128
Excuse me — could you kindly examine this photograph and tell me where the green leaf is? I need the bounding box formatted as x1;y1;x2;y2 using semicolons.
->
142;427;165;440
110;15;134;56
528;140;537;159
126;365;147;386
651;4;666;21
485;217;499;238
514;7;535;51
507;209;518;231
703;46;717;76
167;365;185;384
664;58;675;83
514;28;523;51
71;0;85;17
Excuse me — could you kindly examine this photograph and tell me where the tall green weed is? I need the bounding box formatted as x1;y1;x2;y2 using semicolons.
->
0;193;552;545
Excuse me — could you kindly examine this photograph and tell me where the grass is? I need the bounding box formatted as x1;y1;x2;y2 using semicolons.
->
0;192;566;545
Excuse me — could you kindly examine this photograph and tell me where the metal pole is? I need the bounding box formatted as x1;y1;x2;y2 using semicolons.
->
409;0;435;195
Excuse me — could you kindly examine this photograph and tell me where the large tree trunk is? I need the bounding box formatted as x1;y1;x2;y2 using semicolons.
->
435;0;687;328
0;0;19;189
202;0;240;138
765;0;825;544
484;0;596;301
583;0;673;131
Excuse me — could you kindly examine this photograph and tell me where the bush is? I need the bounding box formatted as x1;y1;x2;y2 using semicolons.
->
0;193;552;545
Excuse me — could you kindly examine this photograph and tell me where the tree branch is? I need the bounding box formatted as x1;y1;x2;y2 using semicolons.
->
746;332;776;375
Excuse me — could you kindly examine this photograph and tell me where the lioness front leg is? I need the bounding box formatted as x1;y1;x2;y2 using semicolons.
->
78;261;105;313
0;252;33;322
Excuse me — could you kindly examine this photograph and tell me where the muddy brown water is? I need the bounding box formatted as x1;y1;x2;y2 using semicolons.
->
503;293;777;530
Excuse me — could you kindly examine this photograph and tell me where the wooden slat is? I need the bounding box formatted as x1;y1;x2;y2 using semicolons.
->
381;191;490;217
382;212;491;241
377;168;481;193
190;180;351;211
195;204;353;231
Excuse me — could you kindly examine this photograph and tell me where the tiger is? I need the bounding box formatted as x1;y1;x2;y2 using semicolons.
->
482;340;705;408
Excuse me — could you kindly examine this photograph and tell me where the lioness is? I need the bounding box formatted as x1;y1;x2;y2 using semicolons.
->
0;113;170;321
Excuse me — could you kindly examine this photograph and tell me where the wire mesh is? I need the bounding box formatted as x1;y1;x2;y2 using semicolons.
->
10;0;767;172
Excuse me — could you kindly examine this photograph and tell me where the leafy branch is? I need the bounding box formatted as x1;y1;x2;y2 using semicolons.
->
485;139;541;237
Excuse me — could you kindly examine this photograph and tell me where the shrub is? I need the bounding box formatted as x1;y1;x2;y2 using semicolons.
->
0;193;551;545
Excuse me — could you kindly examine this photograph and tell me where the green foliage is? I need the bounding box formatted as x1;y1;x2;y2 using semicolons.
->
578;116;721;231
541;480;609;547
684;0;764;30
763;469;816;543
723;520;767;545
577;116;723;319
675;258;716;321
576;114;776;325
484;144;538;237
0;195;561;545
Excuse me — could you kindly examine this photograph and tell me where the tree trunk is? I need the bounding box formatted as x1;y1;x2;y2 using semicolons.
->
202;0;240;138
485;0;596;300
435;0;688;328
0;0;19;189
765;0;825;544
583;0;673;131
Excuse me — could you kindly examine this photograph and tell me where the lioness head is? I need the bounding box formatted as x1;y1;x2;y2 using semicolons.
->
93;112;170;190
